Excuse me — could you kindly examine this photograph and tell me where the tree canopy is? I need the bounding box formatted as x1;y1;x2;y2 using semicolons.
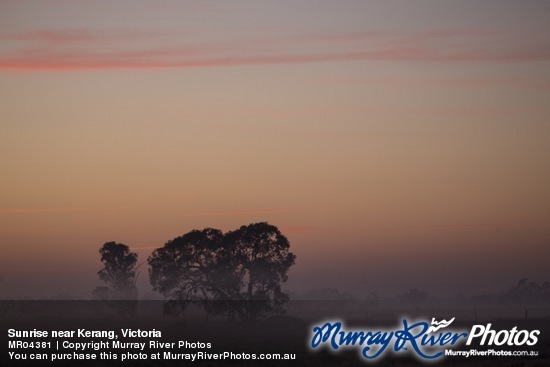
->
148;222;296;322
97;241;139;300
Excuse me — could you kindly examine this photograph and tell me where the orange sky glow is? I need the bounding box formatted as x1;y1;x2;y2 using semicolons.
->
0;0;549;298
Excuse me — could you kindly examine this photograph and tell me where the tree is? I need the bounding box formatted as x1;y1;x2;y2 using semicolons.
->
148;223;296;322
224;222;296;322
148;228;227;315
98;242;139;300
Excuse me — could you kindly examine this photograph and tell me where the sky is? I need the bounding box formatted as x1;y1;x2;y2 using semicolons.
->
0;0;549;299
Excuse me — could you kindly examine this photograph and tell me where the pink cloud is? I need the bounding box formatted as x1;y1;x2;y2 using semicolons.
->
1;29;548;72
0;51;397;71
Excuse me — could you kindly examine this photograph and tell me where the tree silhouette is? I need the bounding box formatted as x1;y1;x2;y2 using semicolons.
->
148;228;227;315
224;222;296;322
148;223;296;322
98;242;139;300
501;278;550;305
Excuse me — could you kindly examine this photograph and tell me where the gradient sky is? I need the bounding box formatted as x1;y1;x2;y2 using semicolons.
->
1;0;549;298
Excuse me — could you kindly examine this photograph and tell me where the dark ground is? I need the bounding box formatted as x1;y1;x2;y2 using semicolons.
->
1;301;549;366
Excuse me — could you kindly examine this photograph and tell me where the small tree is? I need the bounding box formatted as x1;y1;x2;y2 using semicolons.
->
98;242;139;300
